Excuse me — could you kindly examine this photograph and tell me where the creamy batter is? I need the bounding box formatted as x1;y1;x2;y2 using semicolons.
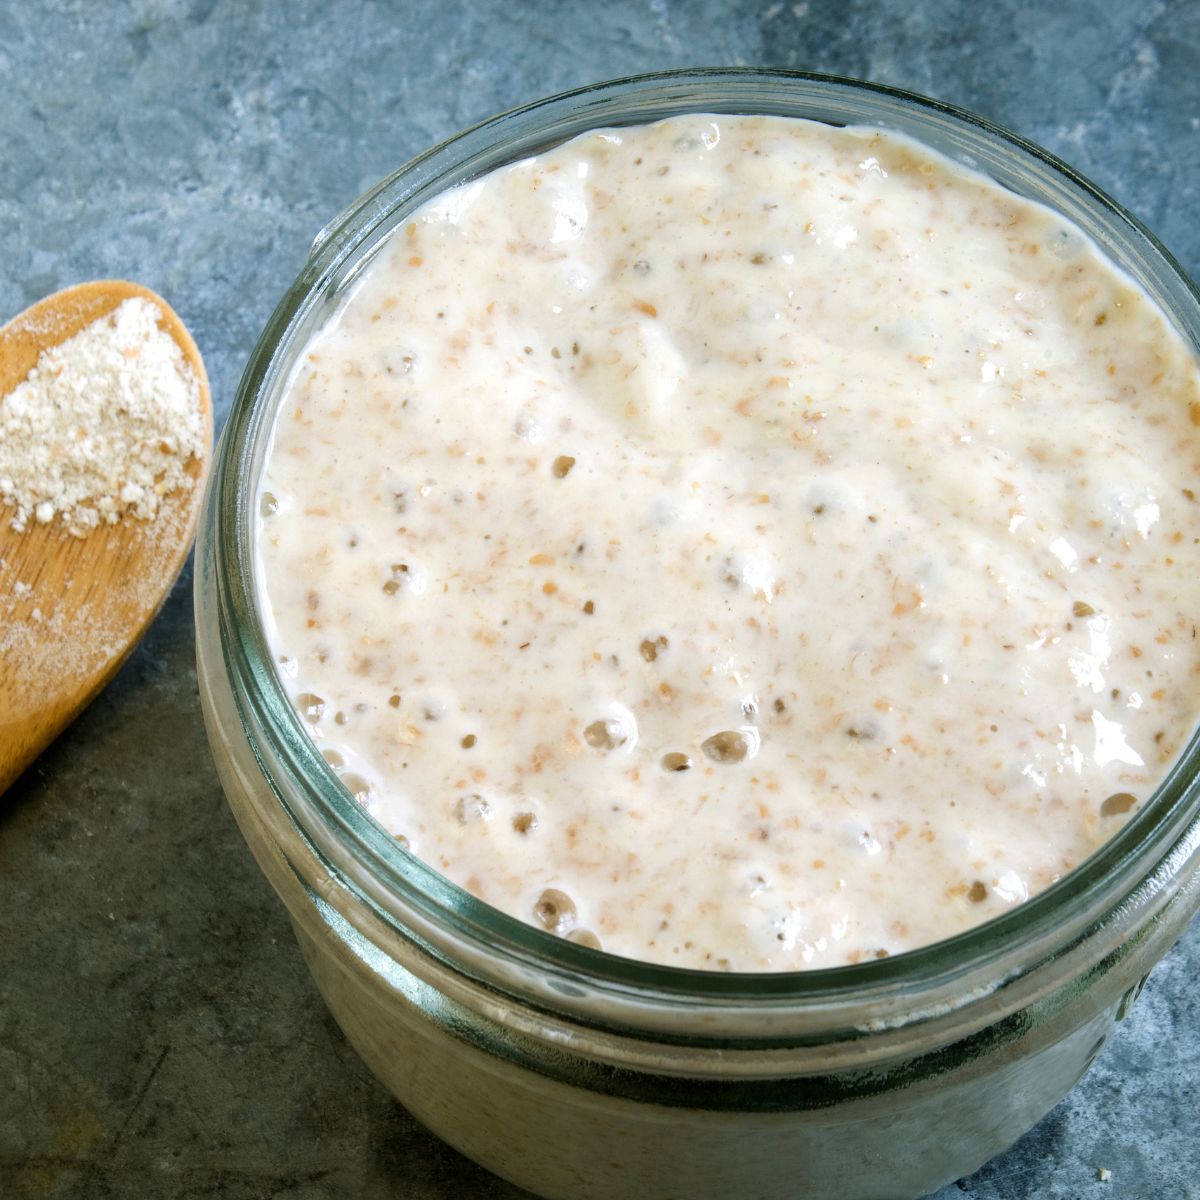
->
255;115;1200;970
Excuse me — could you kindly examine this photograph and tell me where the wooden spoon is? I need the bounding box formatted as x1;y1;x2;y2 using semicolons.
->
0;281;212;794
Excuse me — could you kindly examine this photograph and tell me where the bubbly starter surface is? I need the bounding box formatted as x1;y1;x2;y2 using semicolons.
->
256;115;1200;970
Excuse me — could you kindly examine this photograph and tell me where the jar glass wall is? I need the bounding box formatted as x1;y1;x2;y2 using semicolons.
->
196;69;1200;1200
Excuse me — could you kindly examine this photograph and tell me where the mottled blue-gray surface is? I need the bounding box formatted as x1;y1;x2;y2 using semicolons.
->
2;2;1199;1198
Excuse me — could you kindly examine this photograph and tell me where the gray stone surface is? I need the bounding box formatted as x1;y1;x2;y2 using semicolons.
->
1;1;1198;1197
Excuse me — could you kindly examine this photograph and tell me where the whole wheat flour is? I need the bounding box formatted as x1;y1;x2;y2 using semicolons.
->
0;297;203;536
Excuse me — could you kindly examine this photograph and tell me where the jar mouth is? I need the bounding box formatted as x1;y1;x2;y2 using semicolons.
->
211;67;1200;1010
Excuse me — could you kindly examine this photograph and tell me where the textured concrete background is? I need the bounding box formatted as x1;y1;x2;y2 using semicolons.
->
2;2;1199;1198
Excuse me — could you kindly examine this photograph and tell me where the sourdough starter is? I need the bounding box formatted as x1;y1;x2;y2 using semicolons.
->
255;115;1200;970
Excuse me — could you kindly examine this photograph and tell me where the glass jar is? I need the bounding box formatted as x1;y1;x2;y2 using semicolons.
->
195;69;1200;1200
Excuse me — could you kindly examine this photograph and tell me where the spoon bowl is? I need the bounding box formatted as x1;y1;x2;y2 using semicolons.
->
0;280;212;794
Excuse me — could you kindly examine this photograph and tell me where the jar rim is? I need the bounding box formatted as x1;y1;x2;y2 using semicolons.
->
209;66;1200;1015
